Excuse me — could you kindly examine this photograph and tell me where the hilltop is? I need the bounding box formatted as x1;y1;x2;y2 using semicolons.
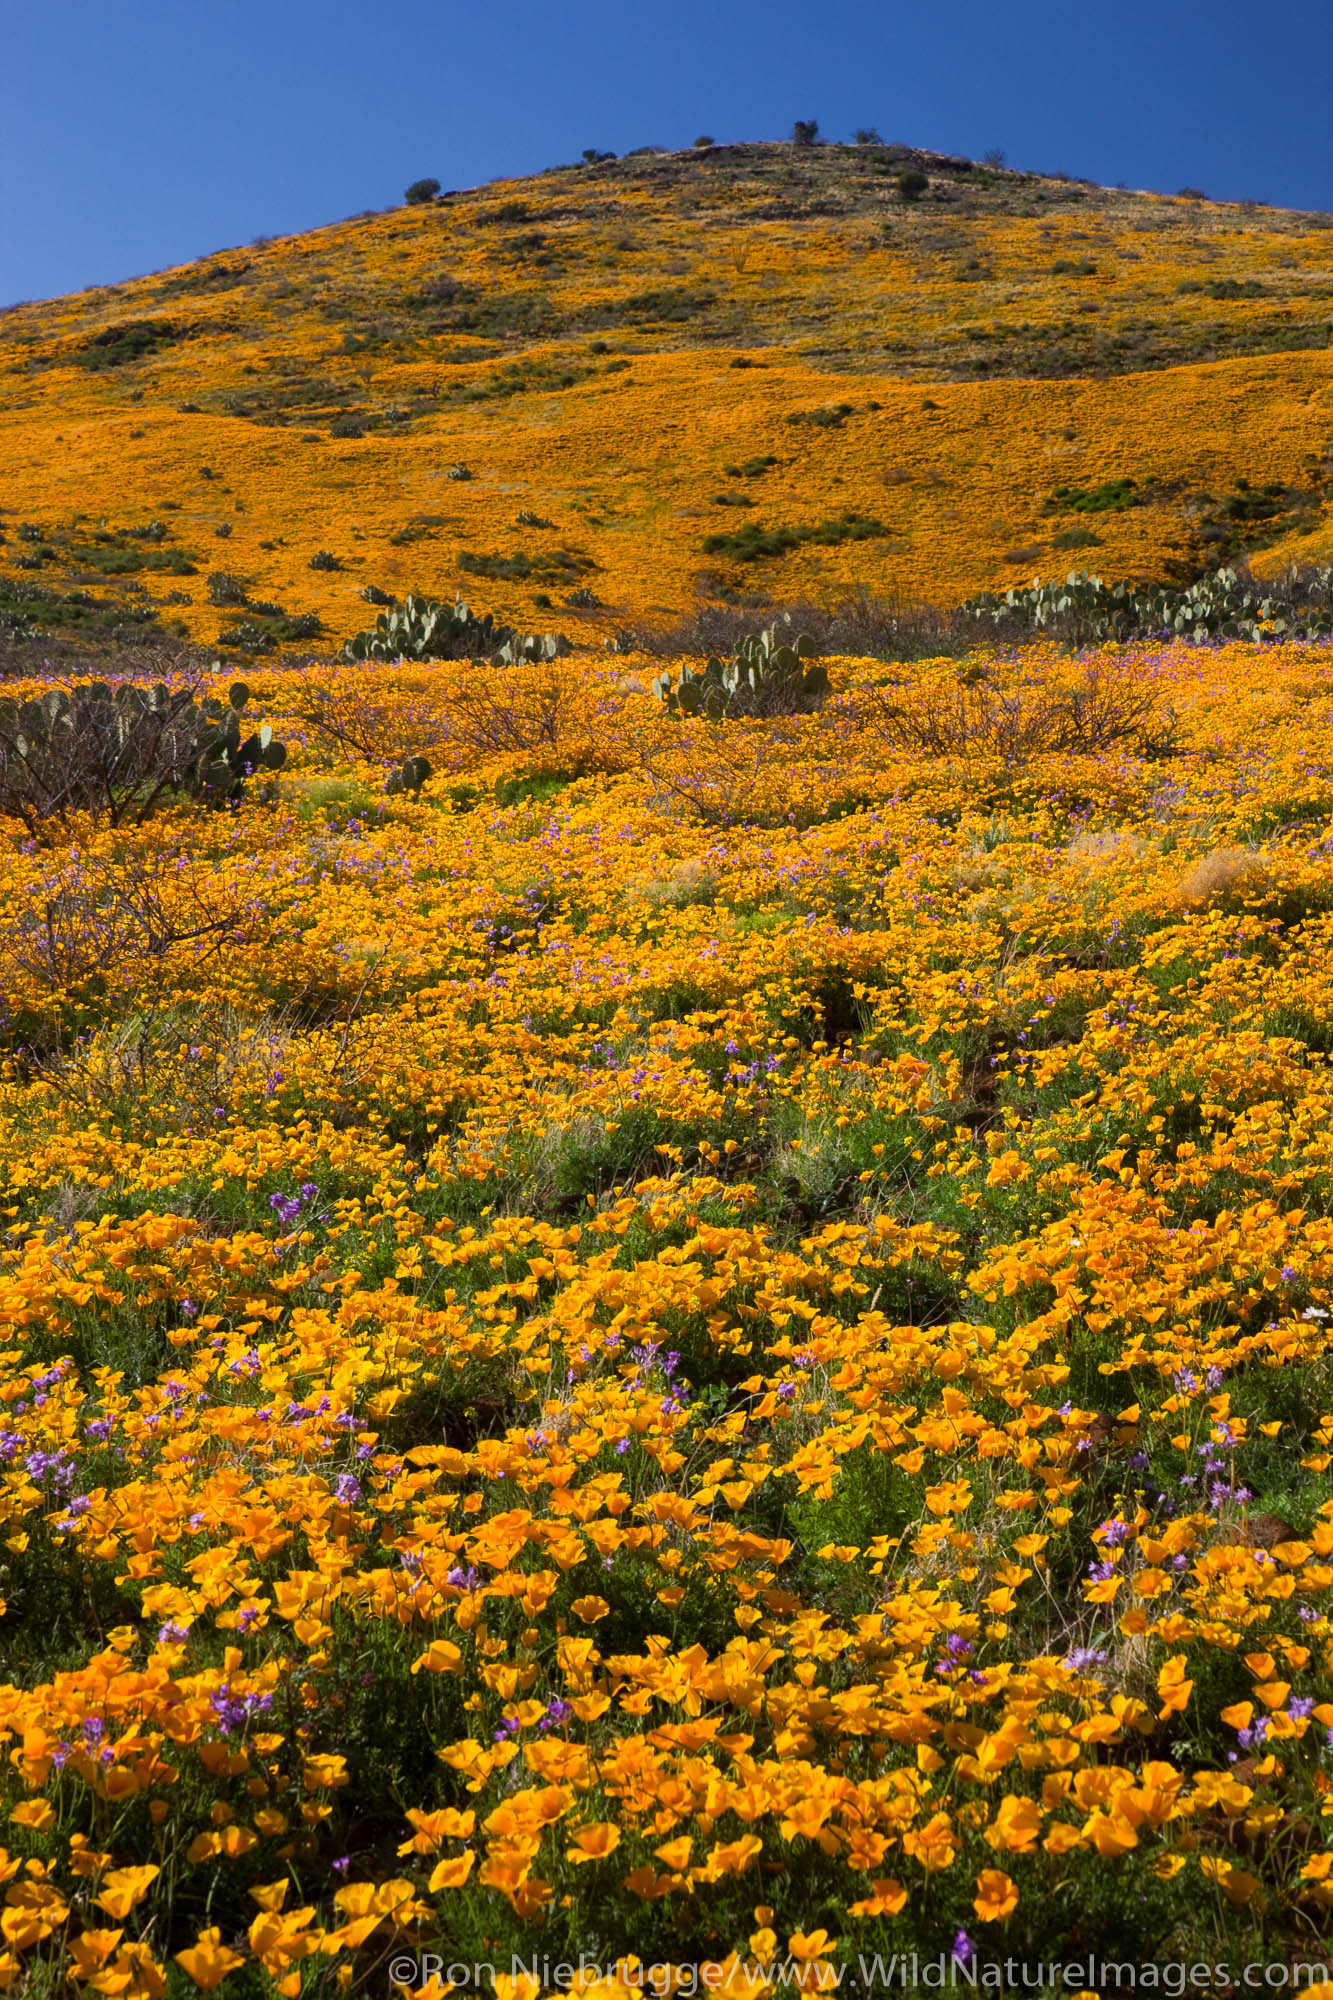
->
2;139;1332;655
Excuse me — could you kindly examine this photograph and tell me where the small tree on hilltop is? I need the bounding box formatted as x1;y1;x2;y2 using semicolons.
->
792;120;819;146
404;178;441;205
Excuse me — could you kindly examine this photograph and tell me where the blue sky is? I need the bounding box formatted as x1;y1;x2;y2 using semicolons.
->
3;0;1330;307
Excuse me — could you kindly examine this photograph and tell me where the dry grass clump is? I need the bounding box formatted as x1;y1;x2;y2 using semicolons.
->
625;857;718;907
1174;844;1271;906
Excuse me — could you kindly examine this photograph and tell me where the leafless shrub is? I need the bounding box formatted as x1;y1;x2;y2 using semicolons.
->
295;671;429;760
34;996;292;1131
0;683;217;833
299;658;641;775
0;847;264;1029
615;587;959;662
0;633;218;684
866;659;1178;762
640;718;866;829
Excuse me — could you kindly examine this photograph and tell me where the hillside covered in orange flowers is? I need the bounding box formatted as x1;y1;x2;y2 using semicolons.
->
8;136;1333;1995
3;139;1333;655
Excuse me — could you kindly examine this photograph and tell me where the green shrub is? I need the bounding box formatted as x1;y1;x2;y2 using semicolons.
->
792;120;819;146
76;320;184;370
308;550;341;571
702;511;888;562
589;286;714;326
404;178;441;205
896;169;928;200
206;571;248;607
475;200;534;226
457;547;594;585
786;402;854;428
1050;477;1139;513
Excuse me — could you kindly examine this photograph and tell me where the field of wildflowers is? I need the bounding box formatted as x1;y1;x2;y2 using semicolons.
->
0;635;1332;1991
2;143;1332;655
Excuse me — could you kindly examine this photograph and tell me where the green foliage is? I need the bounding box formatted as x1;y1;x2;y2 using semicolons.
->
339;593;572;664
1179;276;1267;299
896;169;928;200
76;319;184;370
0;679;286;833
0;574;166;642
69;543;195;577
453;358;588;403
964;563;1333;644
720;455;779;479
652;619;830;719
404;177;441;205
792;120;819;146
785;402;855;428
702;510;889;562
590;285;715;326
308;549;341;570
1050;477;1139;513
216;611;321;649
457;546;593;584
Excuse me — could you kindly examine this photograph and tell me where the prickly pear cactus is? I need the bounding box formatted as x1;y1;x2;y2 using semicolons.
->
385;755;432;797
0;676;288;832
963;564;1333;643
341;594;571;665
653;619;829;720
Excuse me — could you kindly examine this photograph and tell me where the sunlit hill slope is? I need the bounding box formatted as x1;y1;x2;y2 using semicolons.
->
3;139;1333;654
